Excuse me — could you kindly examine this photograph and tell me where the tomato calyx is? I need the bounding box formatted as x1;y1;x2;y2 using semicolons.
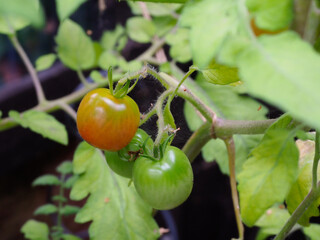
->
108;67;140;98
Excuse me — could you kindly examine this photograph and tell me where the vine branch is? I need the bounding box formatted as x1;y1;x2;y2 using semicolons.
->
8;33;46;104
224;137;244;240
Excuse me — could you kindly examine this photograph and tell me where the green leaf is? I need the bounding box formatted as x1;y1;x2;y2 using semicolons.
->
62;234;82;240
0;110;2;119
89;70;107;83
21;220;49;240
286;139;320;226
100;25;126;51
126;17;155;43
35;53;57;72
56;19;95;70
52;195;67;202
32;174;61;186
303;224;320;240
255;205;290;235
127;1;182;16
0;0;44;34
61;205;80;216
246;0;293;31
180;0;243;68
200;60;240;85
9;110;68;145
165;28;192;63
56;161;73;174
34;204;58;215
183;75;267;175
56;0;87;21
65;175;79;189
235;32;320;131
153;16;177;37
237;129;299;226
70;142;160;240
98;51;120;70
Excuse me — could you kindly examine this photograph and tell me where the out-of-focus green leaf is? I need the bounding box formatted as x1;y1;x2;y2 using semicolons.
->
303;224;320;240
89;70;107;83
61;205;80;216
246;0;293;31
100;25;126;51
65;175;79;189
255;205;290;235
56;19;95;70
56;161;73;175
70;142;160;240
32;174;61;186
62;234;82;240
286;139;320;226
98;51;120;70
35;53;57;71
126;17;155;43
153;16;177;37
56;0;87;21
9;110;68;145
166;28;192;63
181;0;244;68
127;1;182;16
34;204;58;215
0;0;44;34
21;220;49;240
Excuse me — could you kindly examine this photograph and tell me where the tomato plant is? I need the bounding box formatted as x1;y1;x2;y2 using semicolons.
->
76;88;140;151
2;0;320;240
133;146;193;210
105;128;153;178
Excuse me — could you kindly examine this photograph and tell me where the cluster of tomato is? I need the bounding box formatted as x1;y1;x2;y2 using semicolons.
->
76;87;193;210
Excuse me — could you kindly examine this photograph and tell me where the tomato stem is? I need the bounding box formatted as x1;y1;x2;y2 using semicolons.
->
8;33;47;104
312;131;320;189
224;137;244;240
274;184;320;240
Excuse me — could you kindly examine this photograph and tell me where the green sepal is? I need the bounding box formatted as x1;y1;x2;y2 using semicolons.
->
114;80;130;98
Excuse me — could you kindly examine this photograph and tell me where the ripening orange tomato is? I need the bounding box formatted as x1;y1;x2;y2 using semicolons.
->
76;88;140;151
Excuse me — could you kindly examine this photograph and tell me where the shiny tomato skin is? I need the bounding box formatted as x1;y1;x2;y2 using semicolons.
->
133;146;193;210
105;129;153;178
76;88;140;151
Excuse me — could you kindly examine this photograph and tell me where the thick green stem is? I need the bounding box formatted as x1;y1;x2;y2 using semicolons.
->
274;185;320;240
8;34;46;104
213;118;277;138
224;137;244;240
312;131;320;189
182;121;212;162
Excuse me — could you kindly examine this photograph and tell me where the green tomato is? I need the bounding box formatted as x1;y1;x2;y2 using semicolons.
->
105;129;153;178
133;146;193;210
